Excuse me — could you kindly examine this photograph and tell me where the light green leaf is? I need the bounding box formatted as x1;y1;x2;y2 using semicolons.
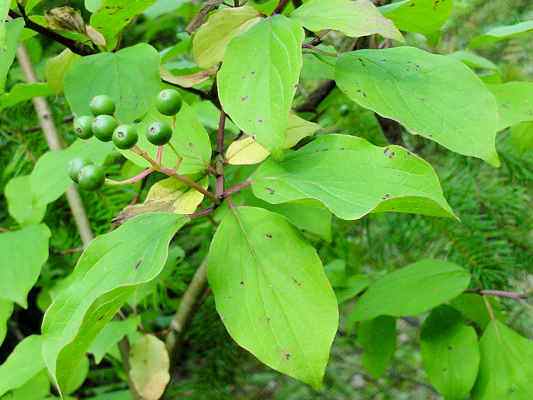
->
0;300;13;346
122;103;212;174
0;0;11;49
421;305;480;400
291;0;402;41
61;356;89;395
0;225;50;307
349;259;470;321
193;5;261;69
1;370;50;400
472;320;533;399
85;0;102;12
0;336;46;397
45;49;80;94
358;316;396;378
1;19;24;94
510;122;533;154
252;134;455;220
380;0;453;36
336;47;500;166
89;317;139;364
90;0;157;50
449;50;499;71
30;138;112;205
469;20;533;49
129;334;170;400
0;83;53;110
64;43;160;122
41;213;187;393
285;112;320;149
302;49;336;81
325;260;370;303
487;82;533;131
208;206;338;388
218;15;304;151
4;176;47;226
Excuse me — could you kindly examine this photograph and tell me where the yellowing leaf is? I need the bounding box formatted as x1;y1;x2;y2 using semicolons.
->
45;49;80;94
226;136;270;165
160;66;217;88
225;113;319;165
291;0;403;41
129;334;170;400
193;5;262;69
116;177;207;223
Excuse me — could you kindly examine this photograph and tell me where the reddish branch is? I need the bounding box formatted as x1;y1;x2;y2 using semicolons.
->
468;289;529;300
274;0;291;14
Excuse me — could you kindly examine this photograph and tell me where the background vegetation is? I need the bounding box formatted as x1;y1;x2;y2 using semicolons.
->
1;0;532;399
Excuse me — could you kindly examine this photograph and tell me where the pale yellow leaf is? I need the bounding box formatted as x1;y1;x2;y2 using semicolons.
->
160;66;217;88
85;25;106;47
193;5;262;69
226;136;270;165
129;335;170;400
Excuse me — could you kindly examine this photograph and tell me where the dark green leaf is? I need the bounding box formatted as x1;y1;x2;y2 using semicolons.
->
421;305;480;399
358;316;396;378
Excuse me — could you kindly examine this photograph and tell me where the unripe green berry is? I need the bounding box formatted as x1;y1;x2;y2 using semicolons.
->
112;124;138;149
339;104;350;117
146;121;173;146
68;157;93;183
78;164;105;190
155;89;182;116
73;116;94;139
90;94;115;116
92;115;118;142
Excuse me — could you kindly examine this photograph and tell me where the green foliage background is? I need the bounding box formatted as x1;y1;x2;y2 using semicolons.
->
0;0;532;399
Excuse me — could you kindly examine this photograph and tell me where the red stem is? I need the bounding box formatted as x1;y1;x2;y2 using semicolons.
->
106;169;154;186
222;180;252;198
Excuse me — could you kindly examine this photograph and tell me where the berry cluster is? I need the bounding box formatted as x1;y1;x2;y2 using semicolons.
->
69;89;183;190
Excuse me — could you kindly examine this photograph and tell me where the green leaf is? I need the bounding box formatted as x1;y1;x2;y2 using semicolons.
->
121;103;212;174
472;320;533;399
291;0;403;41
380;0;453;36
217;15;304;151
469;20;533;49
129;334;170;400
193;5;261;69
0;83;53;110
0;225;50;307
208;206;338;388
0;336;46;397
0;0;10;49
45;49;80;94
4;176;47;226
487;82;533;131
450;293;503;330
236;188;332;241
420;305;480;400
25;0;44;14
41;213;187;393
64;43;160;122
1;370;50;400
358;316;396;378
510;122;533;154
85;0;101;12
252;134;455;220
90;0;157;50
325;260;370;303
0;300;13;346
336;47;500;166
89;317;140;364
61;356;89;395
349;259;471;321
30;138;112;205
1;19;24;94
449;51;499;71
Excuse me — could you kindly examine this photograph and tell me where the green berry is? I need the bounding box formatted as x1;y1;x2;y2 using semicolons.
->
339;104;350;117
78;164;105;190
90;95;115;116
68;157;93;183
112;124;138;149
92;115;118;142
73;116;94;139
146;121;173;146
155;89;182;116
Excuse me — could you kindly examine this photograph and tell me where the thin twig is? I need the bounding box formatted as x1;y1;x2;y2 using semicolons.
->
215;111;226;199
273;0;290;14
467;288;529;300
9;9;95;56
222;180;252;198
105;169;154;186
166;258;209;364
16;44;94;247
186;0;225;34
